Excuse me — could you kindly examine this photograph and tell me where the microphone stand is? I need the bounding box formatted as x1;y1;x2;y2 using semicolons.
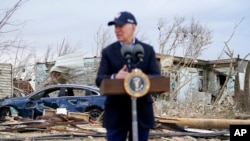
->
125;59;138;141
123;45;144;141
125;60;139;141
131;64;139;141
131;71;138;141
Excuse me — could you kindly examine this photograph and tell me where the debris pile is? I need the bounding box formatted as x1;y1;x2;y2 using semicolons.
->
1;102;250;140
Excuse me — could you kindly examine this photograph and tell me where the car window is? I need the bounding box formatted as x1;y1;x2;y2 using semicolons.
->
70;88;98;96
72;88;86;96
85;90;99;96
47;90;60;97
30;88;60;100
65;88;74;96
29;87;99;100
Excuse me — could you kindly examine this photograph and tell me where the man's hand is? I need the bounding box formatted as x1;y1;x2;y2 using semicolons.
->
115;65;129;79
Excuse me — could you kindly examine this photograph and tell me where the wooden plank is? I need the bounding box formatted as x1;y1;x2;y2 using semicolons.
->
155;116;250;129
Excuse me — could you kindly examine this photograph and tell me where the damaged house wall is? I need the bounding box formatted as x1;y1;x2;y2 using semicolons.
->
207;59;250;111
234;60;250;111
247;62;250;110
0;63;13;99
208;67;235;97
35;62;55;88
177;67;199;103
158;54;211;104
175;67;211;104
81;57;101;85
158;55;250;108
35;53;100;89
1;63;34;97
34;53;250;111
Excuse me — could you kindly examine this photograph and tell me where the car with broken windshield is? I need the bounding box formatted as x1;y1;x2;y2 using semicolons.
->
0;84;105;121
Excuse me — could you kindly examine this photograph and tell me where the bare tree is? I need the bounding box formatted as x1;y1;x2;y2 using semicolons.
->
158;17;185;56
0;0;24;30
158;17;212;100
41;38;79;62
0;0;26;61
93;25;151;57
12;42;36;80
158;17;212;60
135;30;151;44
94;25;113;57
0;0;34;81
0;0;80;85
212;18;250;110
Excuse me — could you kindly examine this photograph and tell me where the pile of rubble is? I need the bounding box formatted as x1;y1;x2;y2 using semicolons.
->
0;108;231;141
1;100;250;141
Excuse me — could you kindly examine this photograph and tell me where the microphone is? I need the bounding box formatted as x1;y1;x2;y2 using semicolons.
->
121;45;133;69
133;44;144;63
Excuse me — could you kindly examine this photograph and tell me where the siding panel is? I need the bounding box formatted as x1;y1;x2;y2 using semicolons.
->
0;63;13;98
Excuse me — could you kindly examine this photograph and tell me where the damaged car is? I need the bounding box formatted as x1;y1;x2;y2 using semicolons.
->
0;84;105;121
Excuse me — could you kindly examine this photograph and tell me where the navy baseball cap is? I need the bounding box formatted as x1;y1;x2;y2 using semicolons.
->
108;11;137;26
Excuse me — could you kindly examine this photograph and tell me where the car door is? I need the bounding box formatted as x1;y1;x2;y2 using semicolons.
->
41;87;66;109
29;87;63;115
56;88;94;112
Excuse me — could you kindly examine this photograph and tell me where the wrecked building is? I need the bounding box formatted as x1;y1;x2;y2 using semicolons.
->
35;53;100;88
158;54;250;110
35;53;250;110
0;63;13;99
207;58;250;110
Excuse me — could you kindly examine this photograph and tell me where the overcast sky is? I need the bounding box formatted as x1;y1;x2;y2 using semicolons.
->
1;0;249;60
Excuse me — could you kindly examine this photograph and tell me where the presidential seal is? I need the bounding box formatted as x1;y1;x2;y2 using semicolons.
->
124;69;150;98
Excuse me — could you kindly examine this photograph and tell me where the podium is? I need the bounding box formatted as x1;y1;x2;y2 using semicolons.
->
100;76;170;141
100;76;170;96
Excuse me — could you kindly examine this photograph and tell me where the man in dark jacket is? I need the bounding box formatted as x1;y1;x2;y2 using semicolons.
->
95;11;160;141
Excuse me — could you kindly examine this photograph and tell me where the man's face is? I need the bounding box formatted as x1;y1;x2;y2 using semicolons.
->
114;23;135;44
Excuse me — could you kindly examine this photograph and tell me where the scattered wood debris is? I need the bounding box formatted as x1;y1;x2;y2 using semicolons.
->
0;114;232;141
3;108;250;140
